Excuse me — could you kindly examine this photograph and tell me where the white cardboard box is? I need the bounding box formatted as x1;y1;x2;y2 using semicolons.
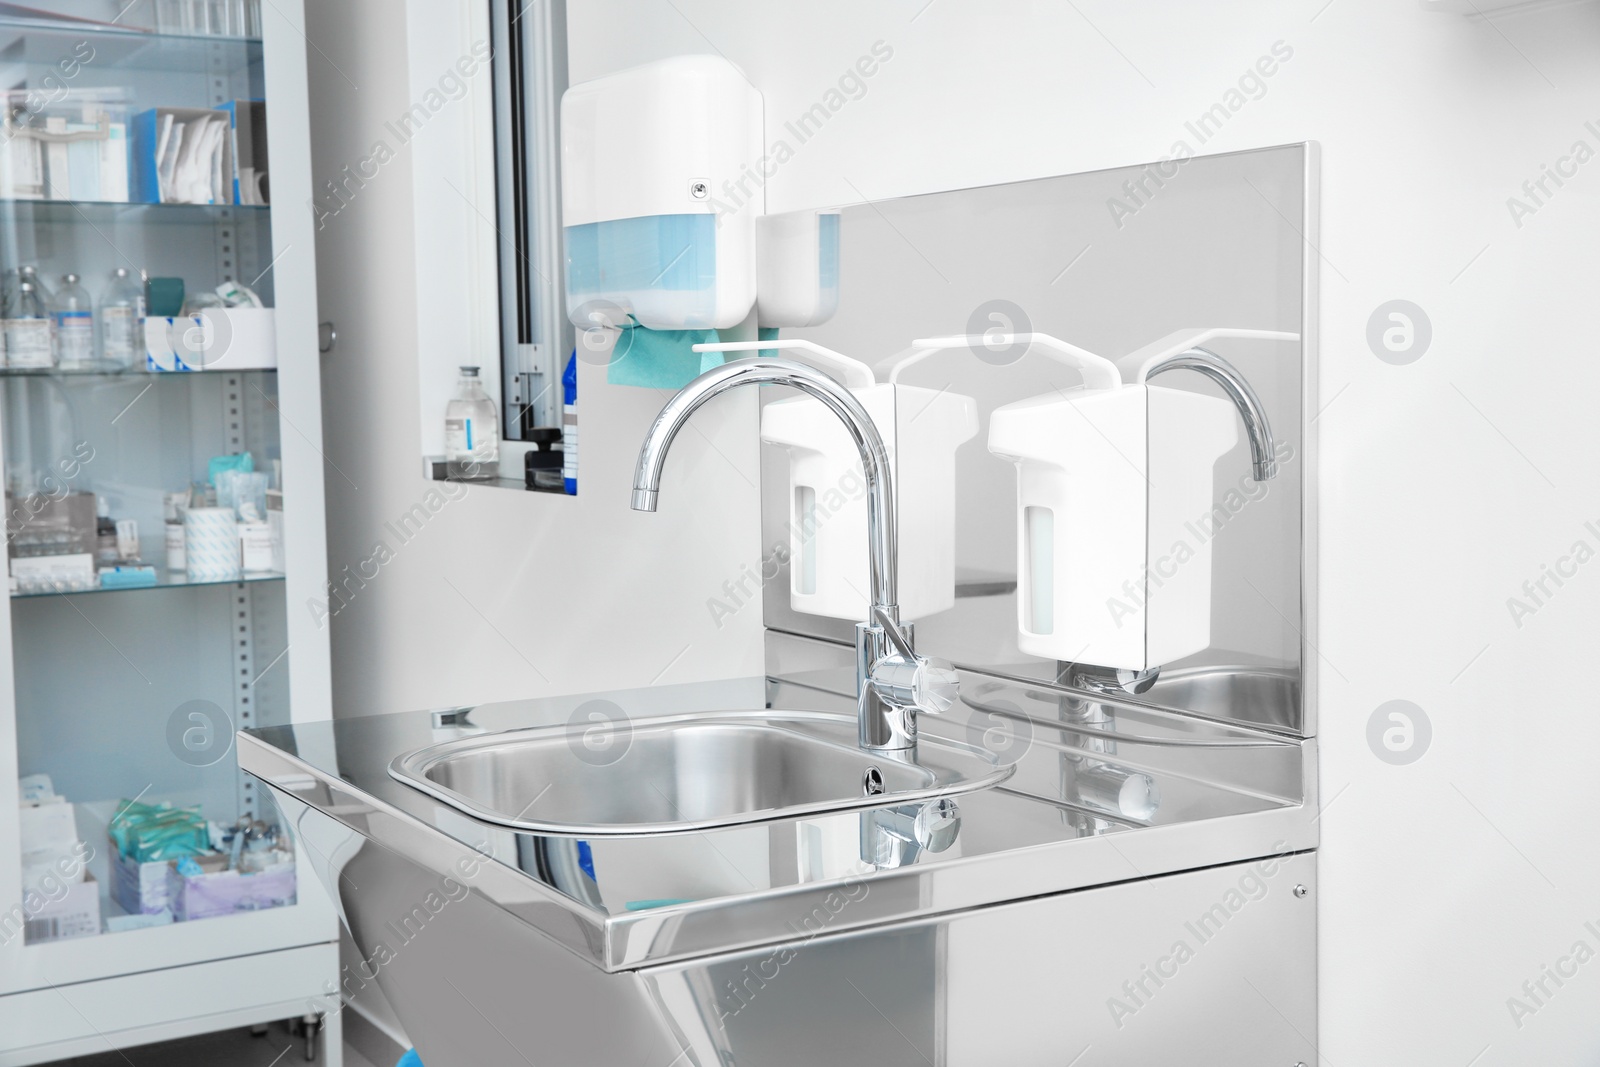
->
145;308;276;372
111;851;170;916
19;800;77;854
24;871;101;943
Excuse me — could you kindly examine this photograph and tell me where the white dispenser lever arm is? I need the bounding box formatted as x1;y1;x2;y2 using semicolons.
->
901;333;1122;391
693;340;875;390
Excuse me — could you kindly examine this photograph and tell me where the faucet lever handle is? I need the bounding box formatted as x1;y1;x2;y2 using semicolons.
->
871;655;960;716
914;659;961;715
872;606;917;661
869;607;959;715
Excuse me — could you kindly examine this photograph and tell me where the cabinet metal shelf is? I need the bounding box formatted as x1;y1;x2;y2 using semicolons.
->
0;363;275;379
11;568;284;599
0;198;270;224
0;17;261;78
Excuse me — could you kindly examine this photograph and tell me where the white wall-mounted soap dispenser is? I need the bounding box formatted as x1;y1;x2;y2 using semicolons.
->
755;211;840;329
913;332;1264;674
695;340;978;622
561;56;763;330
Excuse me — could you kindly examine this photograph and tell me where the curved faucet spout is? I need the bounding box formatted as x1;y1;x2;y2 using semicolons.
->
633;356;957;753
630;357;899;615
1143;347;1278;481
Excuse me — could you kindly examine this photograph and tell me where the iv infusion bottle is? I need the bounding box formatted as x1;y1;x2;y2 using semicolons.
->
49;273;94;369
4;279;52;368
444;365;500;480
100;267;145;368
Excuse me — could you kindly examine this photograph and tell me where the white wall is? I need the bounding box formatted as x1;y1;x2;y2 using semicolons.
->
305;1;766;721
567;2;1600;1062
314;0;1600;1063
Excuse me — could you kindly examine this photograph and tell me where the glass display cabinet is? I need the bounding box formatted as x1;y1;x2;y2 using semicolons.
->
0;3;340;1063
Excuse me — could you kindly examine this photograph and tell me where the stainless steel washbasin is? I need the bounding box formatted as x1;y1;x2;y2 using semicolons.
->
388;709;1013;836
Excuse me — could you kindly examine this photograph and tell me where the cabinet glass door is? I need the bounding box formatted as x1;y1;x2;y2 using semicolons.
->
0;5;322;986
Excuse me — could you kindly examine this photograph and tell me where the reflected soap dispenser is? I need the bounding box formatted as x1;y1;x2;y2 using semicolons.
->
695;339;978;622
949;333;1243;673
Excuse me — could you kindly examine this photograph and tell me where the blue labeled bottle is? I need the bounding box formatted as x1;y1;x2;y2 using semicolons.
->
562;352;578;495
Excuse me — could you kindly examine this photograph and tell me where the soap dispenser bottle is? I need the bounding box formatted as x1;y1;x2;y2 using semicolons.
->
916;332;1245;674
695;339;978;622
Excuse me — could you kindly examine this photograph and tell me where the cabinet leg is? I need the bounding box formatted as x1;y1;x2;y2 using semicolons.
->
302;1013;321;1062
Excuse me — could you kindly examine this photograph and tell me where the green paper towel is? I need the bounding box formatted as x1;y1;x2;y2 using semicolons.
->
606;324;719;389
756;325;779;358
606;324;782;389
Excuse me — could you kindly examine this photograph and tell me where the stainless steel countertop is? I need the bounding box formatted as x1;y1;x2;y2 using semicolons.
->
240;671;1316;973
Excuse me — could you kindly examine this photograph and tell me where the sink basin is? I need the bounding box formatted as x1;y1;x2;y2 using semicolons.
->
389;710;1012;836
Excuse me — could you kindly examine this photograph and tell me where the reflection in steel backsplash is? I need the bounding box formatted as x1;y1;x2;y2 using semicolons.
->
758;144;1313;738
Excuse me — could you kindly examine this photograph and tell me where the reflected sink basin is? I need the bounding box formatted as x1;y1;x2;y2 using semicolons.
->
389;710;1012;837
1135;665;1301;733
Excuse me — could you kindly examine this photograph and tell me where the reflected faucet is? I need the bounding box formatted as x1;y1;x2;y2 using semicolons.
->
1143;347;1278;481
631;357;958;753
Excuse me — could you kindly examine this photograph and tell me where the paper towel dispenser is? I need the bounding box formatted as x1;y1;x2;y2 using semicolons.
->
560;56;763;331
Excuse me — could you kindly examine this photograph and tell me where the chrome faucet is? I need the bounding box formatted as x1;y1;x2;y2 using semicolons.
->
1143;346;1278;482
630;357;957;753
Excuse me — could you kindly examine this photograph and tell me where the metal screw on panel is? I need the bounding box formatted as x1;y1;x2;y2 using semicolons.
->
1293;884;1309;898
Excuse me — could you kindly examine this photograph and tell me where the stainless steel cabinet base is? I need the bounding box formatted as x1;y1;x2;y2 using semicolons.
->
290;790;1314;1067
